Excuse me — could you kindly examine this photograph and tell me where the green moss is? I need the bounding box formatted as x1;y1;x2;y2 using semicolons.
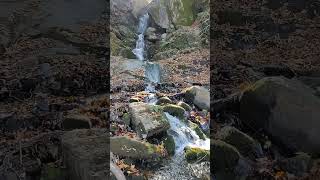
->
189;121;206;140
177;101;192;111
185;147;210;163
120;47;136;59
122;113;131;126
163;104;186;120
173;0;196;26
211;140;241;171
110;32;121;55
164;135;176;156
156;97;173;105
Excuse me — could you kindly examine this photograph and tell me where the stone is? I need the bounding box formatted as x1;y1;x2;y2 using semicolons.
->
163;134;175;156
156;96;172;105
189;121;206;140
129;102;170;138
129;97;141;103
279;152;312;177
61;129;109;180
211;140;241;171
240;77;320;155
216;126;263;159
62;112;92;130
177;101;192;111
162;104;186;120
110;136;161;160
184;86;209;110
184;147;210;163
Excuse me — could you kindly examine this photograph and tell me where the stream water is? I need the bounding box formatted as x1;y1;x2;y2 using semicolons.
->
132;13;210;179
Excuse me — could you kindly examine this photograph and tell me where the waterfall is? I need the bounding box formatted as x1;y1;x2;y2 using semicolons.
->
133;13;149;61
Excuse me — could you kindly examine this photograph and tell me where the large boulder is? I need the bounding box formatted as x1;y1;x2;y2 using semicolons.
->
110;136;161;160
184;86;210;110
211;140;241;171
184;146;210;163
147;0;197;28
240;77;320;155
129;102;170;138
61;129;109;180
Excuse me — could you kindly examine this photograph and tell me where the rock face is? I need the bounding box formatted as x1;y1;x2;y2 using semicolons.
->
147;0;197;28
184;86;210;110
240;77;320;155
129;102;170;138
110;136;160;160
61;129;109;180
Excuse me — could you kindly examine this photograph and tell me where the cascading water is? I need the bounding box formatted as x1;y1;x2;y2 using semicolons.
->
132;13;210;179
132;13;149;61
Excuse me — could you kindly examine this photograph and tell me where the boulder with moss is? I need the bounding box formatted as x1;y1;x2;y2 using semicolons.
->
240;77;320;155
162;104;186;120
216;126;263;159
184;86;209;110
211;140;241;172
156;96;173;105
189;121;206;140
177;101;192;111
185;147;210;163
163;135;176;156
129;102;170;138
110;136;161;160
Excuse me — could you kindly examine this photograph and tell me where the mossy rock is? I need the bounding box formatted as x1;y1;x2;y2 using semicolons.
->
110;136;160;160
177;101;192;111
120;47;136;59
110;32;121;55
164;135;176;156
185;147;210;163
122;113;131;126
211;140;241;171
189;121;206;140
163;104;186;120
156;96;173;105
216;126;262;159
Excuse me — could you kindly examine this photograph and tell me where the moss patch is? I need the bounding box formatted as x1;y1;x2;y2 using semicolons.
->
185;147;210;163
163;104;186;120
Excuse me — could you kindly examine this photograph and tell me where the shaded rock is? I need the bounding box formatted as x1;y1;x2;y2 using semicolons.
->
122;113;131;126
110;136;161;160
279;152;312;177
216;126;263;159
240;77;320;155
184;86;209;110
40;163;67;180
163;134;175;156
61;129;109;180
129;102;170;138
184;147;210;163
129;97;141;103
211;140;240;171
177;101;192;111
162;104;186;119
156;96;172;105
62;112;91;130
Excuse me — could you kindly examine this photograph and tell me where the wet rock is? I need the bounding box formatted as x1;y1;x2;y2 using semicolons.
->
279;152;312;177
177;101;192;111
163;134;175;156
184;147;210;163
129;102;170;138
61;129;109;180
189;121;206;140
240;77;320;155
211;140;241;171
119;47;136;59
216;126;263;159
156;96;172;105
62;112;92;130
110;136;161;160
162;104;186;120
184;86;209;110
